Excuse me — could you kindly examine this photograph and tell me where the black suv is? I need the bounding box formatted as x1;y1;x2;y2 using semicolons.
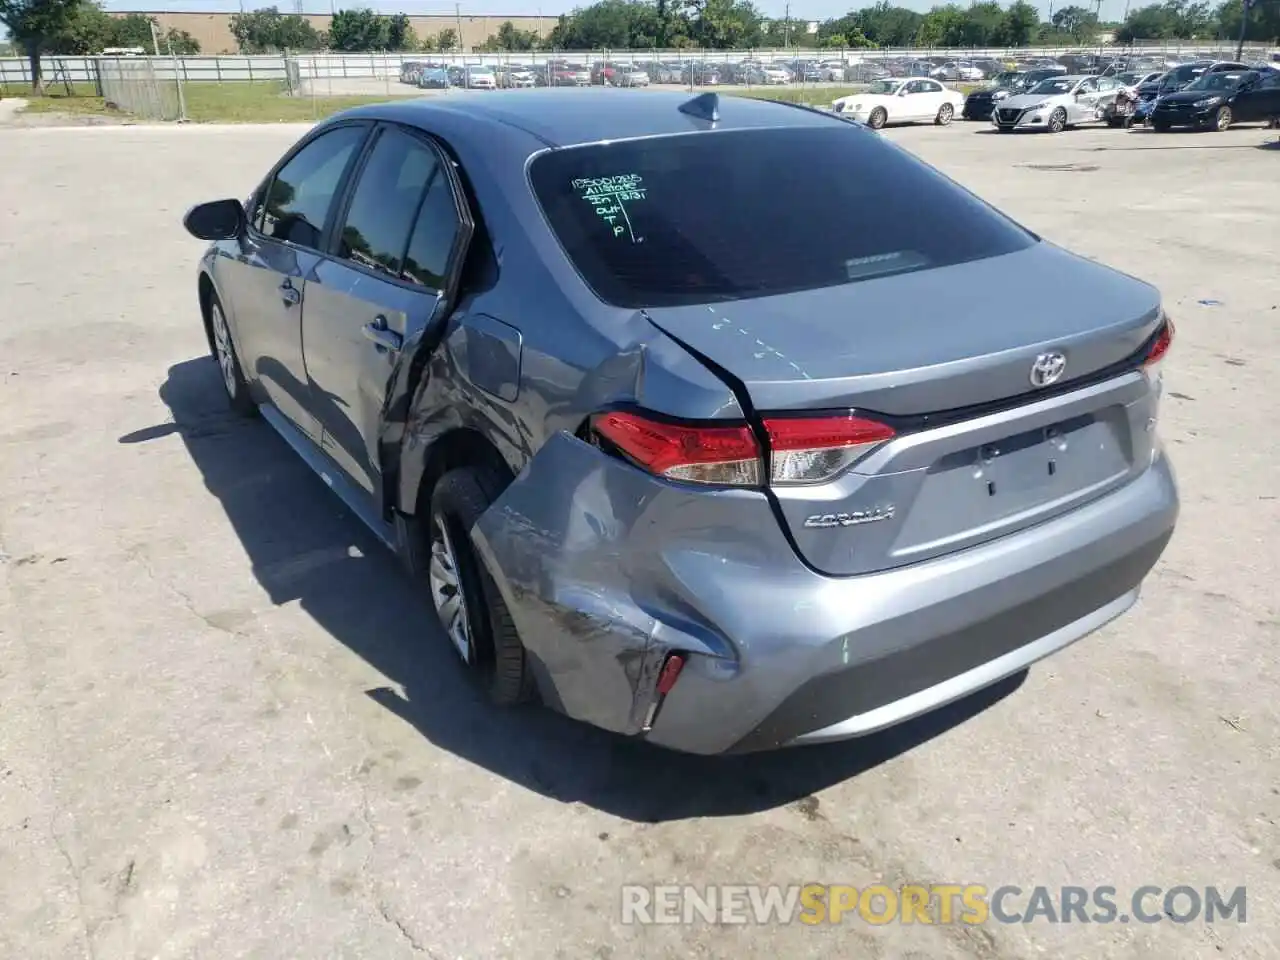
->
962;69;1063;121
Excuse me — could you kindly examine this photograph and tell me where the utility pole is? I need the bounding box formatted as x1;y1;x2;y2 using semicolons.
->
455;2;465;53
149;17;162;56
1235;0;1252;62
783;0;790;49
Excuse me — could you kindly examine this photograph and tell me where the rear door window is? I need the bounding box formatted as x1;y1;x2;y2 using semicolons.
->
528;125;1036;309
336;126;441;279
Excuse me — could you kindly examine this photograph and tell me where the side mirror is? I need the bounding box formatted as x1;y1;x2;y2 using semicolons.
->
183;198;246;241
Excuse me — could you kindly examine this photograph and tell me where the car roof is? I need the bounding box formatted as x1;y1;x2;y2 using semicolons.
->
338;89;845;148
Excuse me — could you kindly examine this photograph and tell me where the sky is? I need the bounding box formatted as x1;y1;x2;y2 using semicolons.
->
95;0;1142;27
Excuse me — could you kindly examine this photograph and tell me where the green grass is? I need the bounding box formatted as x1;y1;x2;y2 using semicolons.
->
7;80;392;123
6;78;984;123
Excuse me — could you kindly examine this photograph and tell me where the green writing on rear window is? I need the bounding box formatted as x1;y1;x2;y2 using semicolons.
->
572;174;647;242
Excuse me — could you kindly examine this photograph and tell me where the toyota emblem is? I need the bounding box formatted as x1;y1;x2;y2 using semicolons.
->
1029;351;1067;388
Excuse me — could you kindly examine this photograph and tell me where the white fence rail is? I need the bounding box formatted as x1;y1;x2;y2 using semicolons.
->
2;42;1274;88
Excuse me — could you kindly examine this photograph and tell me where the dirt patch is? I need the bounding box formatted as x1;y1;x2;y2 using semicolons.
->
0;99;130;128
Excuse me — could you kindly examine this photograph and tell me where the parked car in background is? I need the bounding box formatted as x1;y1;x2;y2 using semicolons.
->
495;64;537;88
182;89;1177;755
834;77;965;128
962;69;1065;120
590;61;622;85
993;75;1121;133
790;61;824;83
466;66;497;90
650;61;683;83
746;64;791;85
818;60;847;81
845;61;893;82
400;61;425;85
550;61;591;86
931;60;984;82
1152;59;1250;96
1150;68;1280;131
417;66;451;89
682;62;722;86
615;67;650;87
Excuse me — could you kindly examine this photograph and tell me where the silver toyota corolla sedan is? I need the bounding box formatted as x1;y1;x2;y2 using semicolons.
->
182;90;1178;754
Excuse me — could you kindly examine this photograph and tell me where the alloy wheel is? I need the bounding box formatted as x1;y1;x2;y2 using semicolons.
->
428;515;473;664
1215;106;1232;132
210;303;237;398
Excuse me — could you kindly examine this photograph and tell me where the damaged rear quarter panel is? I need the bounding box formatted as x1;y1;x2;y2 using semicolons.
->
467;431;810;737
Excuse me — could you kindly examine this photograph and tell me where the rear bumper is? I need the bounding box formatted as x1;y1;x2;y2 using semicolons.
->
470;433;1177;756
963;100;996;120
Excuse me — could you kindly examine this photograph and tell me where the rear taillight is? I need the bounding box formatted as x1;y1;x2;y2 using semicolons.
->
590;411;761;486
1142;315;1174;384
590;410;896;487
764;415;896;485
1144;316;1174;368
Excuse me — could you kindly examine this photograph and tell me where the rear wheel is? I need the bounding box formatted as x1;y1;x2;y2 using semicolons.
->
868;107;887;129
427;467;534;705
1047;107;1067;133
935;102;954;125
1213;105;1232;132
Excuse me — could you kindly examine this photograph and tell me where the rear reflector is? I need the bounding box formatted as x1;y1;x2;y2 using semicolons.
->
590;411;761;485
764;415;896;485
656;653;686;695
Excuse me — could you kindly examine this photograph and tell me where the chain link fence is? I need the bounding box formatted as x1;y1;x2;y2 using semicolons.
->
96;58;183;121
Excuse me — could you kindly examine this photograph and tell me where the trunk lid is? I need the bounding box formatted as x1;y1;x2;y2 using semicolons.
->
644;243;1165;576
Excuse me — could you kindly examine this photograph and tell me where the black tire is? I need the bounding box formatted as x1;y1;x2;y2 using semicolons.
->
428;467;534;706
1048;107;1067;134
1153;121;1170;132
868;107;887;129
935;102;954;126
205;290;256;418
1213;105;1232;132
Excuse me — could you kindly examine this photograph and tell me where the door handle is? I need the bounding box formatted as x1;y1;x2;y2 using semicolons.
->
279;279;301;307
362;316;402;352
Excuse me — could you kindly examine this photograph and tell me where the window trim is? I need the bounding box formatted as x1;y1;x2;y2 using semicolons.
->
324;121;476;300
247;119;374;253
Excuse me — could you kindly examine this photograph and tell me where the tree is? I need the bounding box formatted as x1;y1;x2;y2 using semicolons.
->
433;27;457;51
329;8;391;51
1216;0;1280;45
0;0;85;91
387;13;417;51
1049;4;1100;41
229;6;322;53
483;19;540;50
1000;0;1041;44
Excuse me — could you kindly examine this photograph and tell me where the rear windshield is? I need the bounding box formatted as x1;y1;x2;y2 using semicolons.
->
528;126;1035;309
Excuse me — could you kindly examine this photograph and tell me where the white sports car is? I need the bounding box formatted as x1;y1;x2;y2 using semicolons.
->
832;78;966;129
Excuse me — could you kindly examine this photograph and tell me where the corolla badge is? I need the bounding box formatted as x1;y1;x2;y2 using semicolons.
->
804;506;896;529
1029;351;1067;387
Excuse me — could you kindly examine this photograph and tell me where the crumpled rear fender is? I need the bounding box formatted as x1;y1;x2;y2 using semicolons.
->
467;430;782;737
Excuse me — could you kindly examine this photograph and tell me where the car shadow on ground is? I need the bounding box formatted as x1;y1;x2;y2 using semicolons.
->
121;356;1026;823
